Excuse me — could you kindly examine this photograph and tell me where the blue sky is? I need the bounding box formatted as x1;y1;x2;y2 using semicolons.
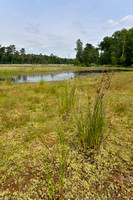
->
0;0;133;58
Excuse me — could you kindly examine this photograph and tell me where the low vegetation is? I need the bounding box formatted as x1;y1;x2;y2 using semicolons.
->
0;71;132;199
0;64;132;75
0;64;80;74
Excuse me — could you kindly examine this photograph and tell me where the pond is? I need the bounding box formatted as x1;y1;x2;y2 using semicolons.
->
0;69;132;83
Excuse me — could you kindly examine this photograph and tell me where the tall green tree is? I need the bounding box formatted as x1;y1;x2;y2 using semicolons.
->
0;46;5;63
112;29;127;65
75;39;83;63
125;28;133;66
99;36;113;64
6;45;16;64
82;43;99;66
20;48;26;63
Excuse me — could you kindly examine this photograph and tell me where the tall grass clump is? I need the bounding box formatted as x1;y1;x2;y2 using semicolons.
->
76;95;106;150
76;73;112;150
58;82;76;118
39;77;45;85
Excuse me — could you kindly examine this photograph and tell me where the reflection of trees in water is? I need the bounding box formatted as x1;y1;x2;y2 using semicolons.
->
0;69;131;83
12;75;27;82
50;73;55;78
12;78;16;82
74;70;104;77
42;73;57;80
0;78;5;81
22;75;27;81
17;75;21;80
42;73;56;79
12;75;21;82
74;70;92;76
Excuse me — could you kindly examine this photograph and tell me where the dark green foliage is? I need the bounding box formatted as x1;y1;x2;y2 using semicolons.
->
74;40;99;66
99;36;113;65
75;39;83;63
0;45;74;65
99;28;133;66
82;43;99;66
74;27;133;66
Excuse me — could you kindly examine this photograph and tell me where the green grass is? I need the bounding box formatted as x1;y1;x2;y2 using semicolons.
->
0;71;133;199
39;77;45;85
0;64;133;74
0;64;87;74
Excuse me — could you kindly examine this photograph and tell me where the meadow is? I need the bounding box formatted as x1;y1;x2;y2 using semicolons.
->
0;64;86;74
0;64;133;74
0;67;133;199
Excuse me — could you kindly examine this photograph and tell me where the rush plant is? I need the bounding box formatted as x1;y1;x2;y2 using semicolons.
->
58;82;76;118
75;73;112;150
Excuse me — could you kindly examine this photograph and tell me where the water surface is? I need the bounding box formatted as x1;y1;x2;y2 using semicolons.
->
0;69;132;83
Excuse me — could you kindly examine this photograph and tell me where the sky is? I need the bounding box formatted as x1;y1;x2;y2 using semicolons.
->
0;0;133;58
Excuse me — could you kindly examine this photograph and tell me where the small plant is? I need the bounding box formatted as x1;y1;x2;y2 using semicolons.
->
58;82;76;118
39;77;45;85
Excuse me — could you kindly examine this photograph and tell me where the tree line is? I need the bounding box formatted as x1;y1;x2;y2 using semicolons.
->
0;27;133;66
0;45;73;65
75;27;133;66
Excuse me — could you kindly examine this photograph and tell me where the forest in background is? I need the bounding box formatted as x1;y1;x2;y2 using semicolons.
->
0;27;133;66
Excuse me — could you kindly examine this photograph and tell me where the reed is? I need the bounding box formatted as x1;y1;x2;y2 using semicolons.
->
76;95;106;150
75;72;112;150
58;82;76;118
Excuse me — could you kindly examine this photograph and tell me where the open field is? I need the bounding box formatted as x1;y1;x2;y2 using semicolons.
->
0;64;87;74
0;64;133;74
0;71;133;199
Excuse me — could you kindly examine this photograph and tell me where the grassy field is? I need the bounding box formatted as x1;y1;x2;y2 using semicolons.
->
0;71;133;199
0;64;86;74
0;64;133;74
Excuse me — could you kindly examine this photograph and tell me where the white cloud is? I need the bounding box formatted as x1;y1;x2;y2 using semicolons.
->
105;15;133;29
120;15;133;24
106;19;118;28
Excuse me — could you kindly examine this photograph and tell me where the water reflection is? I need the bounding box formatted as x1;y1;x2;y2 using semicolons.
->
0;69;132;83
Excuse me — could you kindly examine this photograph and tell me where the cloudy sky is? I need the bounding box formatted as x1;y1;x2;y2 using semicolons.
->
0;0;133;58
